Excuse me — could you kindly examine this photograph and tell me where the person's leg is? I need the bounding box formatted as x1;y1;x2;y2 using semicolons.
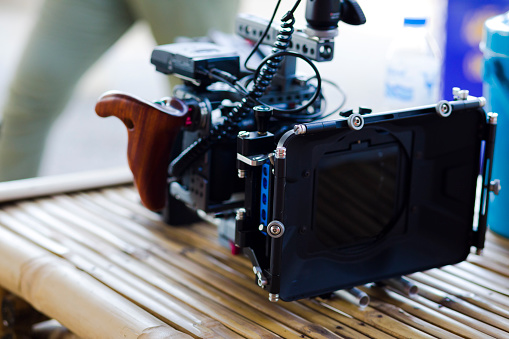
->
127;0;240;45
0;0;135;181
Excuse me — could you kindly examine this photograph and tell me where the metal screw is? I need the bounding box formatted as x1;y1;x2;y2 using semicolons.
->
347;113;364;130
435;100;451;118
489;179;501;196
488;112;498;125
238;169;246;178
294;124;306;135
236;208;246;221
459;89;469;100
258;224;264;231
275;147;286;159
267;220;285;238
452;87;461;98
269;224;281;236
268;293;279;302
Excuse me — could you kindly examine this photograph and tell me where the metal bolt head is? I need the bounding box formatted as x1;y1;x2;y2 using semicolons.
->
294;124;306;135
488;112;498;125
435;100;451;117
347;113;364;130
267;220;285;238
459;89;469;100
236;208;246;220
268;293;279;302
238;131;249;138
269;224;281;236
490;179;501;195
275;147;286;159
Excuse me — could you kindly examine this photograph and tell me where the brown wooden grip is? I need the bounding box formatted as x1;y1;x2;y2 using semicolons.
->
95;91;188;211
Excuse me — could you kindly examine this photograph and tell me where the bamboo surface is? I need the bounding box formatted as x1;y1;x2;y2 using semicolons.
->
1;183;509;338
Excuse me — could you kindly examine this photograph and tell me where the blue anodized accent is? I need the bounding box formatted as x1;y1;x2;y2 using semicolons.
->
260;163;270;227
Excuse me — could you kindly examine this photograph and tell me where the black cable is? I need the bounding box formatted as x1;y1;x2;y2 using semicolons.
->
244;0;282;72
253;51;321;116
205;69;249;96
170;2;302;178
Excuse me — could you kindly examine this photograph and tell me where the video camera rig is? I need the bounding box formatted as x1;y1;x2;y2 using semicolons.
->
96;0;499;302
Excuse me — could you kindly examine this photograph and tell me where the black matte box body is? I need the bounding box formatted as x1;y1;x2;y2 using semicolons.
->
275;106;486;301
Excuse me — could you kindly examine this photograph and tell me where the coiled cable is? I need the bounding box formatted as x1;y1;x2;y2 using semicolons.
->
170;2;301;177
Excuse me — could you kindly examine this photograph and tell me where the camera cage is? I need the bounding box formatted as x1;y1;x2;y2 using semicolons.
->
96;1;499;303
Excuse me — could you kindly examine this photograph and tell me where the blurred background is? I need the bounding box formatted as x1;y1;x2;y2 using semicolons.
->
0;0;507;178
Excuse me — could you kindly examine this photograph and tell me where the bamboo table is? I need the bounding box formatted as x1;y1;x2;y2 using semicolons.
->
0;169;509;338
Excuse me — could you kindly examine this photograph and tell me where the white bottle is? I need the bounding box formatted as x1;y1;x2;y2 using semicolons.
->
384;18;441;110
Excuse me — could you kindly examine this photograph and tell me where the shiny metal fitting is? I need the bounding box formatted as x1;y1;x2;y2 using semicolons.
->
236;208;246;221
253;266;268;287
238;169;246;178
268;293;279;302
267;220;285;238
382;277;418;297
294;124;307;135
237;130;249;138
488;112;498;125
478;96;486;107
275;147;286;159
435;100;452;118
347;113;364;131
452;87;461;98
336;288;370;308
489;179;501;196
458;89;469;100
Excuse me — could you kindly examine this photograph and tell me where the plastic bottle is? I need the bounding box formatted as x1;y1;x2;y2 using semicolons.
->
384;18;441;110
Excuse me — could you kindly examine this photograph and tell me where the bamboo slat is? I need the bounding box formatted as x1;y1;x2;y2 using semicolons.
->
1;178;509;338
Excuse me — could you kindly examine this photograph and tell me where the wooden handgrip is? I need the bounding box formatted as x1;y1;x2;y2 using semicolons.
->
95;91;188;211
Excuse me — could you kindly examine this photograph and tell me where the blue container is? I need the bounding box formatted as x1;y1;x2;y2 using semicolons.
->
482;11;509;237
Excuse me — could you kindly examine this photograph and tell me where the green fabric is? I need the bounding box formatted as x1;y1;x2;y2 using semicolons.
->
0;0;239;181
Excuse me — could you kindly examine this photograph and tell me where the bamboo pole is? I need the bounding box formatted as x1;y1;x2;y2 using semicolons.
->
3;182;509;338
407;278;509;332
40;191;342;338
318;296;434;339
409;271;509;319
5;199;297;338
0;167;132;203
423;268;509;308
361;284;503;338
0;226;190;339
